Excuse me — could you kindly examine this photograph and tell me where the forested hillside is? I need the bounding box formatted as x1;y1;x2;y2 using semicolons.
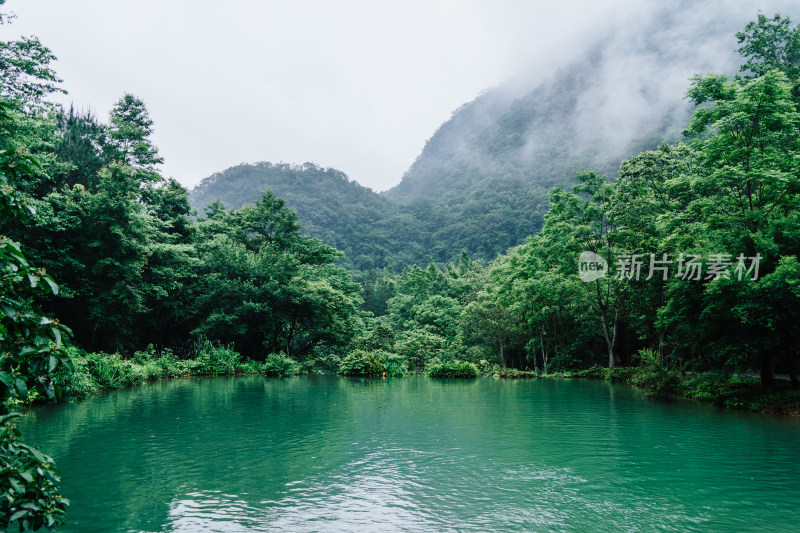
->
189;162;547;270
191;2;773;271
190;163;438;270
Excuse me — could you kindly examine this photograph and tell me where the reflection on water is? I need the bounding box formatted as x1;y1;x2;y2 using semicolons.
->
18;376;800;532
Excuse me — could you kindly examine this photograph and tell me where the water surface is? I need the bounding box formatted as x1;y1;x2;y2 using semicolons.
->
19;376;800;532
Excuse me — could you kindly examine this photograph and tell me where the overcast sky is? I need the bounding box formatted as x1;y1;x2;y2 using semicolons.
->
2;1;793;191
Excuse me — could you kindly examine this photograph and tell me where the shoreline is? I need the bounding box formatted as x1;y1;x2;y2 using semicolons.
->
20;348;800;419
497;367;800;417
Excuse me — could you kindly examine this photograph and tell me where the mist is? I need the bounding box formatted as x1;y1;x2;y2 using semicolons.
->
389;0;800;199
5;0;800;192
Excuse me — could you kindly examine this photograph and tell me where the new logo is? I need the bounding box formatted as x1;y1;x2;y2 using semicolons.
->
578;251;608;282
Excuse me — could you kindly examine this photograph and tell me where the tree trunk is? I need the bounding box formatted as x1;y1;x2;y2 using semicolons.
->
611;319;622;365
760;351;775;387
599;306;615;368
540;332;546;373
595;280;615;368
780;347;798;389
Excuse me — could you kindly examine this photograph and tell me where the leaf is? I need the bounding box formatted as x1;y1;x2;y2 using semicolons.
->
9;477;24;494
59;357;74;372
15;377;27;397
42;275;58;295
48;355;57;373
0;301;16;319
42;380;55;400
0;371;14;386
51;326;61;346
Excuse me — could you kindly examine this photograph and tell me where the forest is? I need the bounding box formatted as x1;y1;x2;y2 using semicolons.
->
2;4;800;530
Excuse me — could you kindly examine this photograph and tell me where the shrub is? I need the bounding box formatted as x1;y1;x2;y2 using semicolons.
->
51;347;100;400
131;344;158;365
427;360;479;378
236;359;266;375
575;366;607;380
395;331;448;373
476;359;502;376
384;353;407;377
192;339;241;375
155;351;194;378
338;350;392;377
263;354;299;377
84;352;131;390
605;367;636;383
0;413;69;531
497;368;537;379
632;349;681;399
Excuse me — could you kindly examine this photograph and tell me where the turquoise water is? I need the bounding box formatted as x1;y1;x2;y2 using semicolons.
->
18;376;800;532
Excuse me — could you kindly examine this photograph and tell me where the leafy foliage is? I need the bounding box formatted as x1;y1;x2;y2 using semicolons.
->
0;414;67;531
263;353;300;377
190;339;241;376
0;96;70;528
427;360;479;379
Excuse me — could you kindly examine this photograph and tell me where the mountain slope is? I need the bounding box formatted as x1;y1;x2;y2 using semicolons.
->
189;162;412;270
191;2;800;271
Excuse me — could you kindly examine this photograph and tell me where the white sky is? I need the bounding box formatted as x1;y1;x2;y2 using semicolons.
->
2;0;780;192
4;0;657;191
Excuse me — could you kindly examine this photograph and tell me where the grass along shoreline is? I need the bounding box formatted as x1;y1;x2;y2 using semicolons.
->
15;344;484;408
15;344;800;418
497;365;800;416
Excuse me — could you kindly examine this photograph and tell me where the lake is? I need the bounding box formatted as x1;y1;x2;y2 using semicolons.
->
18;376;800;532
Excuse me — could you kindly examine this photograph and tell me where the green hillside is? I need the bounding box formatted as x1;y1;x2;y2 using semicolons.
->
189;5;779;271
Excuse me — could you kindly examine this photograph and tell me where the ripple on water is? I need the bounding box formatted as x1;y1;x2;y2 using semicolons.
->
16;376;800;532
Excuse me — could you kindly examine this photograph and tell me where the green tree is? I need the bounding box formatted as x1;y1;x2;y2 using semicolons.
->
0;0;64;111
545;172;628;367
106;94;163;172
192;192;363;360
0;98;69;531
686;67;800;383
737;12;800;81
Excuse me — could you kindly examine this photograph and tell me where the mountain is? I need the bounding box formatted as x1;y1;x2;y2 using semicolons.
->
190;2;800;271
386;0;796;203
190;162;409;270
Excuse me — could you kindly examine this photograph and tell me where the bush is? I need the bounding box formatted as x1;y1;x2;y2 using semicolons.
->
476;359;502;376
0;413;69;531
384;353;407;377
395;331;448;373
236;359;266;375
632;349;681;399
427;360;479;379
131;344;158;365
155;351;194;378
263;354;299;377
51;347;100;400
605;367;637;383
192;339;241;375
572;366;606;379
338;350;395;377
83;352;142;389
681;373;740;404
497;368;537;379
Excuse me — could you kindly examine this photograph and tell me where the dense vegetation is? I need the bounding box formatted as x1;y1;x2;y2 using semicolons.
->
3;4;800;529
0;3;359;528
190;161;548;271
344;13;800;391
189;4;758;271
